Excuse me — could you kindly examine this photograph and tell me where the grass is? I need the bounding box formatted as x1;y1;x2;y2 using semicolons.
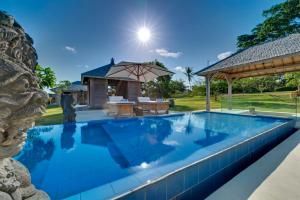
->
171;96;221;112
223;91;297;113
171;91;298;113
35;91;298;126
35;105;63;126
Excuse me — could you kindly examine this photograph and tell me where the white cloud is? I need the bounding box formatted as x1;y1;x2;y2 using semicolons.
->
65;46;77;53
217;51;232;60
154;48;182;58
76;64;90;68
175;66;185;73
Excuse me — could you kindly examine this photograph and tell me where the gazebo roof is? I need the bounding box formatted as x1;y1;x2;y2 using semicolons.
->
196;33;300;79
51;81;87;93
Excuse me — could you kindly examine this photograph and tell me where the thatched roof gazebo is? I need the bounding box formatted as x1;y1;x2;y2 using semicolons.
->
196;33;300;111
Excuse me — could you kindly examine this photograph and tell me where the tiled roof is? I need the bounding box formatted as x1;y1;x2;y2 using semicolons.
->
81;63;113;79
196;33;300;75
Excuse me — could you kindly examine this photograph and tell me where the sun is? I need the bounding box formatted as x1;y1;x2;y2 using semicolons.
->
137;27;151;43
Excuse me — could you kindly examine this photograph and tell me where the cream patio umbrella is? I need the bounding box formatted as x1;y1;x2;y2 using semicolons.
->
105;61;174;95
105;61;174;82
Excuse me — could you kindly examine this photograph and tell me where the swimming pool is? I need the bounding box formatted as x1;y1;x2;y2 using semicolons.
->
15;112;295;199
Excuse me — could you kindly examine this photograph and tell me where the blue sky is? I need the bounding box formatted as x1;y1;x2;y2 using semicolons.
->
2;0;284;84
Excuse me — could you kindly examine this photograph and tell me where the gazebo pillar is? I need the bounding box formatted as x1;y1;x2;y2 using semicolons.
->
224;74;233;110
205;75;211;111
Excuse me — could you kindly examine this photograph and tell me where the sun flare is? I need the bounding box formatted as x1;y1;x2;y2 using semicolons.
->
137;27;151;43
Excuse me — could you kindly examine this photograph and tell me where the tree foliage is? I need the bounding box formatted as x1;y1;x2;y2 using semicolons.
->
284;72;300;90
55;80;72;94
142;60;188;98
237;0;300;49
35;64;56;89
184;67;194;90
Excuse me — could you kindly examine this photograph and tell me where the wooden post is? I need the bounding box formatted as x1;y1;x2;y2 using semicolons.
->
225;74;232;110
205;75;211;111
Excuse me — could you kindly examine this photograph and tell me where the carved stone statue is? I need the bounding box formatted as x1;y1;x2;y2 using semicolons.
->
60;93;76;123
0;11;50;199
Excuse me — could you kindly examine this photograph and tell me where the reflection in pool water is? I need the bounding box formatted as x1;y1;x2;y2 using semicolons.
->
61;123;76;150
15;112;288;199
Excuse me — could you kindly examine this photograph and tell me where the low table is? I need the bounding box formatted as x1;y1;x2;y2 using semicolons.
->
107;102;135;117
137;101;169;115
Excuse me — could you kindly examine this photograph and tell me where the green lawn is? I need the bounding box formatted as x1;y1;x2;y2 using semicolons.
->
35;105;63;126
222;91;297;113
171;96;221;112
36;91;297;126
171;91;298;113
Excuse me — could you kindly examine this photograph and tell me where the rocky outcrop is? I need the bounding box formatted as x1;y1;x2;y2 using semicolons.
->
0;11;49;199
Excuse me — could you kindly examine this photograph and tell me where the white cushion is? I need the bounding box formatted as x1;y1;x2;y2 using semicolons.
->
138;97;151;102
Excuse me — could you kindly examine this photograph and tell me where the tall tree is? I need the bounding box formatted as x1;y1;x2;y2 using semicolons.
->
143;60;173;98
155;60;172;98
237;0;300;49
35;64;56;89
184;67;194;91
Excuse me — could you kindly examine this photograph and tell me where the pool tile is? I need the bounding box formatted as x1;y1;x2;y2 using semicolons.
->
111;176;141;195
166;171;185;199
235;145;243;159
184;164;198;190
209;154;221;174
193;175;213;199
175;188;193;200
146;179;167;200
80;183;114;200
198;159;210;181
240;142;249;158
119;189;146;200
135;168;164;184
219;150;231;168
248;139;256;153
210;170;226;188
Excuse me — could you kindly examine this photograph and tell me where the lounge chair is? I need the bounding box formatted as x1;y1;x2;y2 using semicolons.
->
137;97;169;115
107;96;135;117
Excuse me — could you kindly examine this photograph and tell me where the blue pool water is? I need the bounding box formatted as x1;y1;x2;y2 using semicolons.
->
15;112;289;199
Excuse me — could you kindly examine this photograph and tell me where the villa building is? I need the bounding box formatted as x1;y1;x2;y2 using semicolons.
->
81;58;140;108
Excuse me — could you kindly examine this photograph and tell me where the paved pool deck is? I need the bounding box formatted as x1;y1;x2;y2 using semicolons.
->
206;129;300;200
75;109;181;122
76;109;112;122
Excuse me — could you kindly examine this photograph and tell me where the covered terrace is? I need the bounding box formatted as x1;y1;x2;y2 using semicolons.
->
196;33;300;112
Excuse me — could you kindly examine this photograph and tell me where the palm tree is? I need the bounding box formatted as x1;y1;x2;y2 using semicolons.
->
184;67;194;91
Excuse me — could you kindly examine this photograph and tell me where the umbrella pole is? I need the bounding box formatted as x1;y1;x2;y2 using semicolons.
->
137;65;141;97
137;75;141;97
